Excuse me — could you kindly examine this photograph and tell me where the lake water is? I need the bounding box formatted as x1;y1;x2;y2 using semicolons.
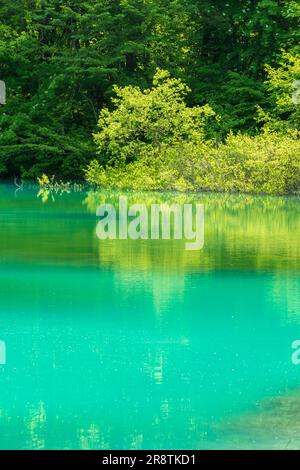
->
0;183;299;449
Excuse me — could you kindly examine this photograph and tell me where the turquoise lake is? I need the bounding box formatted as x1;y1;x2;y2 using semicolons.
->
0;183;300;449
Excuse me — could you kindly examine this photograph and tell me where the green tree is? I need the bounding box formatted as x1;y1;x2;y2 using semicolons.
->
258;52;300;132
92;68;215;165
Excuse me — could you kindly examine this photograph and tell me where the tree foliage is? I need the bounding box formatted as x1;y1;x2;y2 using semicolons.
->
0;0;299;190
86;70;300;195
92;69;215;166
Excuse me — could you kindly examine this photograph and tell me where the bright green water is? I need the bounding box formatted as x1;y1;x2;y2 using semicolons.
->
0;184;300;449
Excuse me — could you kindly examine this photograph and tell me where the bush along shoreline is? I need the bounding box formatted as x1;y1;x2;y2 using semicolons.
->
85;69;300;196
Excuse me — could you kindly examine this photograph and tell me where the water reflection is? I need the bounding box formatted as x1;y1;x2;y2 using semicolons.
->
2;185;299;273
0;184;299;449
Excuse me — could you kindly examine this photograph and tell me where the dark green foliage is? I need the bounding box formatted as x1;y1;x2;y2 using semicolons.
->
0;0;299;178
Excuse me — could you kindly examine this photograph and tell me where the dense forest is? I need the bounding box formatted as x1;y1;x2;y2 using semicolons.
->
0;0;299;193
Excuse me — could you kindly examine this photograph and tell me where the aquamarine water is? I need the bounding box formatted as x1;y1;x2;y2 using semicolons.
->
0;184;299;449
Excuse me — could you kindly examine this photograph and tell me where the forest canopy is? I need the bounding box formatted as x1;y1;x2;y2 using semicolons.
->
0;0;299;193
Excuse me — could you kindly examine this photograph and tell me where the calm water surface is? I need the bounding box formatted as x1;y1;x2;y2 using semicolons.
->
0;184;299;449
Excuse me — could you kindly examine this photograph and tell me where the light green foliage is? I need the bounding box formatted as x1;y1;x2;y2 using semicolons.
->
86;141;210;192
260;52;300;132
93;69;215;166
87;69;216;191
199;131;300;195
87;131;300;195
87;70;300;195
